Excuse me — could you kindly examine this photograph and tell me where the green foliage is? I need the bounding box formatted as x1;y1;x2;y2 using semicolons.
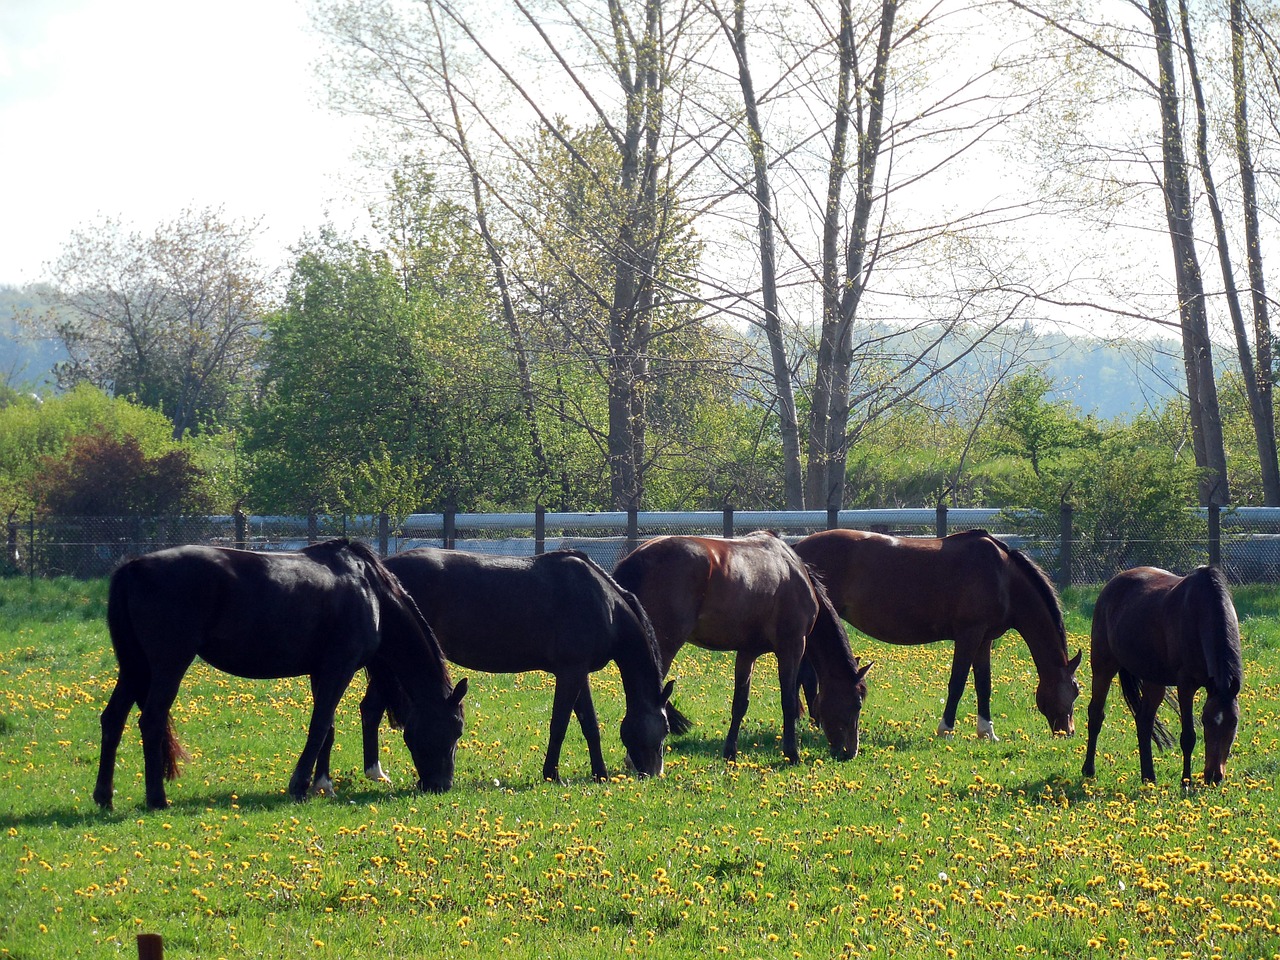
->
988;369;1096;477
0;384;218;516
36;429;213;516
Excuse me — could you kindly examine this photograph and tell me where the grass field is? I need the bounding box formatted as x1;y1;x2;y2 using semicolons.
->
1;578;1278;959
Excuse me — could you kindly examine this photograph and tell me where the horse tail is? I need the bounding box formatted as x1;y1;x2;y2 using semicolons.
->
107;561;187;779
1117;667;1175;752
1192;566;1243;699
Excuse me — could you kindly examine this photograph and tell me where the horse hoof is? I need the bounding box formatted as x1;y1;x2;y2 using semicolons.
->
365;763;391;783
935;720;955;737
977;718;999;742
313;776;336;797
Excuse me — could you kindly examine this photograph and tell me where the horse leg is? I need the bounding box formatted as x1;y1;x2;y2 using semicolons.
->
1135;680;1165;783
289;672;355;801
1081;666;1114;779
313;725;337;797
544;673;588;783
138;671;187;810
572;680;609;782
775;647;803;764
359;680;392;782
937;643;976;736
93;676;138;809
1177;685;1197;785
972;638;999;741
723;652;757;762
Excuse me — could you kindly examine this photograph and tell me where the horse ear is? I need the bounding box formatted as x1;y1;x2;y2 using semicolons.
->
661;680;675;704
856;660;875;681
1068;650;1083;673
449;677;469;706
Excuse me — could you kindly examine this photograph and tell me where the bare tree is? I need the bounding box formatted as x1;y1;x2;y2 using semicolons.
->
44;208;267;440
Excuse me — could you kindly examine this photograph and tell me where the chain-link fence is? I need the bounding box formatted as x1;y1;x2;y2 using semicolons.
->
8;505;1278;585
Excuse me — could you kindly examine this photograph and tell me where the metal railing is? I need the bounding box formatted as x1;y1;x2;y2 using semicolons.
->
9;503;1278;585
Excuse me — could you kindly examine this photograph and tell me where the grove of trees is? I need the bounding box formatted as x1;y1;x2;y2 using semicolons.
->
8;0;1280;529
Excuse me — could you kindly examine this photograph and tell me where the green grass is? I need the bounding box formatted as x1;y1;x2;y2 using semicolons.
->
1;577;1278;959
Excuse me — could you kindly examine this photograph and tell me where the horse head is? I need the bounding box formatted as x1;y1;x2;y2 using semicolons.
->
399;677;468;793
1036;649;1082;735
1201;686;1239;785
819;659;873;760
621;680;674;777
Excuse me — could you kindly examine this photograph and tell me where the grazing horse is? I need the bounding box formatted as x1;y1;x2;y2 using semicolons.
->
613;531;871;764
343;548;673;784
794;528;1080;740
1082;565;1242;784
93;539;467;810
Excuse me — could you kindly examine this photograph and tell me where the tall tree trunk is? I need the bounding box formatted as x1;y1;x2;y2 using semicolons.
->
721;0;804;508
1179;0;1278;503
806;0;897;510
1150;0;1229;505
1230;0;1280;503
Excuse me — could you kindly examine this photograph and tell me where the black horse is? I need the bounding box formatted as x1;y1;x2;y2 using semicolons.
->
1083;565;1243;785
93;539;467;810
330;547;672;784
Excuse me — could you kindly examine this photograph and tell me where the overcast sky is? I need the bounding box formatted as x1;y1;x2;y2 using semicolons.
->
0;0;369;287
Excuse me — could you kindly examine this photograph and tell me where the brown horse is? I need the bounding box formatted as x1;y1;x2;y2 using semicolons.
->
613;531;872;764
794;528;1080;740
1082;565;1242;784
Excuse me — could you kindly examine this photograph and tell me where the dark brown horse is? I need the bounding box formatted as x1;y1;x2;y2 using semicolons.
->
794;528;1080;740
342;548;673;784
93;539;467;810
613;531;872;764
1082;565;1242;784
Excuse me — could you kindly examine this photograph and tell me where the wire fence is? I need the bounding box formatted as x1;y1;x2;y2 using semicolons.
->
9;504;1280;586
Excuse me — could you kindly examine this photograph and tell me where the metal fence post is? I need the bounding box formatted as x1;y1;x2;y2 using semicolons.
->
234;509;247;551
307;511;318;545
627;508;639;555
723;504;734;539
826;508;839;531
378;512;390;557
1208;502;1221;568
535;505;546;556
444;506;456;550
1058;501;1074;592
935;501;948;539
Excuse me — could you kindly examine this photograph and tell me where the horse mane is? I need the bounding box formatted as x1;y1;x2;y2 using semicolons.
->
1192;566;1244;698
559;549;665;673
987;534;1069;657
803;566;857;668
309;539;452;689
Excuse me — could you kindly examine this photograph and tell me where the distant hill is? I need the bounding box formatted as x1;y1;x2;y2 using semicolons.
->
1;285;66;390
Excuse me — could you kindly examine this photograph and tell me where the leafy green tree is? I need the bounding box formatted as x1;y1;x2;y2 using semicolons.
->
244;222;531;516
987;370;1095;480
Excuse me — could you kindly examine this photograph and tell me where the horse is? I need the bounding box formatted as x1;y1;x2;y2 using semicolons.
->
1082;565;1242;785
336;547;673;784
93;539;468;810
794;528;1080;740
612;531;872;764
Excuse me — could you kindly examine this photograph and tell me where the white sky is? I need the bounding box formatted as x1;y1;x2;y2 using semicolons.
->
0;0;370;287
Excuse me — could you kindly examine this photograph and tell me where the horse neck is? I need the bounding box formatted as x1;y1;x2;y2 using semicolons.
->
805;606;859;692
611;604;667;711
1008;571;1069;678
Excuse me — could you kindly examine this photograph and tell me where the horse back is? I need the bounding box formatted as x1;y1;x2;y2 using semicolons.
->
794;528;1012;644
113;545;378;679
1092;566;1187;685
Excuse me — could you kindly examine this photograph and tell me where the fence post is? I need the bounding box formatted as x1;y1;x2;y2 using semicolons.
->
234;509;247;551
1058;501;1073;592
935;501;948;539
627;508;639;555
443;506;456;550
826;508;839;531
535;505;546;556
137;933;163;960
723;504;734;539
378;512;390;557
28;514;34;583
1208;502;1221;568
307;511;318;545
